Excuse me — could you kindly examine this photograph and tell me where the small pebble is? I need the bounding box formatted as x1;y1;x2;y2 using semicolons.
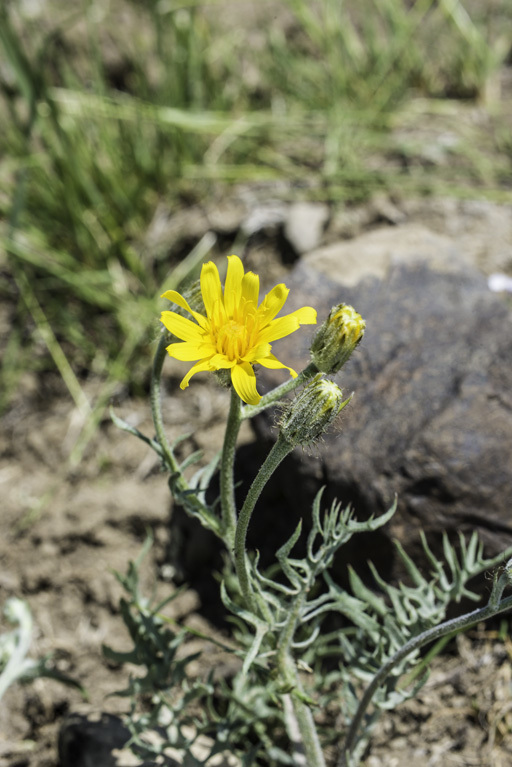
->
488;272;512;293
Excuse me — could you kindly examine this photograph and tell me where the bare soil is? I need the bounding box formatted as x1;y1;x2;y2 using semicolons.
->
0;369;251;766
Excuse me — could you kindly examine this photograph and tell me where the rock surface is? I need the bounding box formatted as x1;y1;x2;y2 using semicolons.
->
251;245;512;582
283;201;330;255
303;223;463;286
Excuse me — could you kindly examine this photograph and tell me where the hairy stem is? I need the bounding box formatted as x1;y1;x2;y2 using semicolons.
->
291;695;326;767
151;331;181;475
150;332;219;530
220;387;241;548
281;658;326;767
277;588;307;672
278;595;327;766
234;435;293;605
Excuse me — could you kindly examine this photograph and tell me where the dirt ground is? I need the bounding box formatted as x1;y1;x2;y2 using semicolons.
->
0;366;246;766
2;210;512;767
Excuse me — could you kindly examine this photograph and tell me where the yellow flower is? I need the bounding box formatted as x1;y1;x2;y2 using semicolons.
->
160;255;317;405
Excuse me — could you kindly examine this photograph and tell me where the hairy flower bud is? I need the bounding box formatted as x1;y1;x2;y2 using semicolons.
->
310;303;366;374
162;279;205;327
279;375;351;447
181;279;205;316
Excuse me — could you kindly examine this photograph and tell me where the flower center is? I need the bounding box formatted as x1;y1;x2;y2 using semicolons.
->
216;320;248;360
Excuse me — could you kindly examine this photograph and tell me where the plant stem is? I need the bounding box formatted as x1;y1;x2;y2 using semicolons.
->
277;589;307;672
341;584;512;766
220;387;242;548
150;331;219;532
275;547;327;766
279;594;327;766
234;435;293;605
289;692;327;767
150;331;181;475
241;362;318;420
281;652;326;767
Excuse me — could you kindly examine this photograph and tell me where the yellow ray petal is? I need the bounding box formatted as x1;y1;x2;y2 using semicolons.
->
231;362;261;405
257;306;317;344
257;284;289;325
160;290;208;328
210;296;228;329
201;261;223;317
179;359;213;390
256;353;298;377
209;354;236;370
289;306;317;325
224;255;244;317
160;311;205;343
241;342;272;363
166;341;212;361
241;270;259;309
256;314;301;344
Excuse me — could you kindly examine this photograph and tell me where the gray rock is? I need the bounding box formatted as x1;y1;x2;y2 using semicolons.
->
303;223;463;287
240;201;288;237
323;198;512;278
400;198;512;275
284;202;330;255
253;252;512;580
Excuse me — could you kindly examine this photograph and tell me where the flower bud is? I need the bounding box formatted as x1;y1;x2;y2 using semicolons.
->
279;375;351;447
181;279;205;316
310;303;366;375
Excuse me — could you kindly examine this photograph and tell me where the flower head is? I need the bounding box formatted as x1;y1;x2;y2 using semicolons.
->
160;255;317;405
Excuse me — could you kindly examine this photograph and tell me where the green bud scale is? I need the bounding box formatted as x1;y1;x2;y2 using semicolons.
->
279;375;351;447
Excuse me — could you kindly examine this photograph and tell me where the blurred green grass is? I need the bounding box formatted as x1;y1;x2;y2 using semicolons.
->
0;0;511;459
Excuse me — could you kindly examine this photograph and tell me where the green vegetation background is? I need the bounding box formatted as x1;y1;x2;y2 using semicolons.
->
1;0;511;460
